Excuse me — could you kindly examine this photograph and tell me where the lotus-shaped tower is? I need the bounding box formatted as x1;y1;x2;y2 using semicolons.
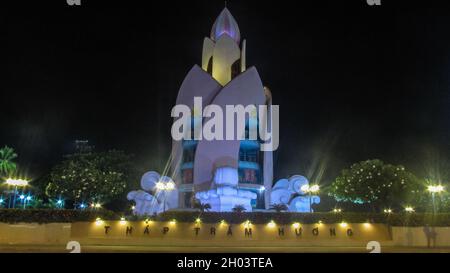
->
170;8;274;211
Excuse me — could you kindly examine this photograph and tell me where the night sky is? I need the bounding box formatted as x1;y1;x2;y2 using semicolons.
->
3;0;450;185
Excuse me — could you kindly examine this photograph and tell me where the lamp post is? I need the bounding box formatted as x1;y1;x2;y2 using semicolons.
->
156;180;175;213
301;184;320;213
5;178;29;209
56;195;64;209
19;194;25;209
25;195;31;209
427;185;444;215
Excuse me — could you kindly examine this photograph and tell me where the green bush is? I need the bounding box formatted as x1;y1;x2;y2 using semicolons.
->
1;209;450;226
0;209;118;224
387;213;450;227
156;211;386;225
157;211;450;226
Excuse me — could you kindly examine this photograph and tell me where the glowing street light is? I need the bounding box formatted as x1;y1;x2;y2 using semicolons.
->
18;194;29;209
6;178;29;187
55;195;64;209
156;181;175;191
309;185;320;193
300;184;320;213
428;184;445;214
23;195;32;209
165;181;175;191
155;179;175;213
5;178;29;209
404;206;415;213
56;199;64;209
267;220;276;228
428;185;444;194
95;217;103;226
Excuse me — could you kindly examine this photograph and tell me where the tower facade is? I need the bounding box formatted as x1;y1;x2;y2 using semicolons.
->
171;8;273;211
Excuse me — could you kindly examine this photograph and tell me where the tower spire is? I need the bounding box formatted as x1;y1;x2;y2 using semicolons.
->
210;6;241;44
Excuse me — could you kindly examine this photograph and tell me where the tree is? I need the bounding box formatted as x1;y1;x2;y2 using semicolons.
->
45;150;135;205
0;146;17;176
269;203;288;212
329;159;423;211
232;204;247;213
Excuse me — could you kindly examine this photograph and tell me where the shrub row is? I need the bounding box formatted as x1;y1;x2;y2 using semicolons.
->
156;211;450;227
156;211;385;225
2;209;450;226
0;209;118;224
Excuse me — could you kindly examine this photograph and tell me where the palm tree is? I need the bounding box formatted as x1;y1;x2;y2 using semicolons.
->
194;202;211;212
232;204;247;213
0;146;17;176
270;203;288;212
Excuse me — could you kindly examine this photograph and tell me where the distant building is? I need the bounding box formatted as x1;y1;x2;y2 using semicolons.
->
74;140;94;154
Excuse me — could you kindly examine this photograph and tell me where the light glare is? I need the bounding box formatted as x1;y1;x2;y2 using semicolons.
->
5;178;29;187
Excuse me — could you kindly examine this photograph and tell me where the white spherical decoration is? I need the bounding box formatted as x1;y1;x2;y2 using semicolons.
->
140;171;160;192
288;175;309;194
270;188;292;205
272;178;290;190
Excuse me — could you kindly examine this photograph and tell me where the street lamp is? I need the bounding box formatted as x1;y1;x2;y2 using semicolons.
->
18;194;27;209
55;195;64;209
427;185;445;215
156;180;175;213
90;202;102;210
5;178;29;209
23;195;32;209
301;184;320;213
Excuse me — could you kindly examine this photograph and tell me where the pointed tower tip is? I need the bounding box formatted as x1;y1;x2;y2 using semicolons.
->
210;7;241;44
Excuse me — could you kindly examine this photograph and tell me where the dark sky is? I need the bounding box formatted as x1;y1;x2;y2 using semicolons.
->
3;0;450;185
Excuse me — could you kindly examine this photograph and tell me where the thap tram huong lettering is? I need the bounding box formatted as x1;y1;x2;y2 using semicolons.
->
100;224;355;238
